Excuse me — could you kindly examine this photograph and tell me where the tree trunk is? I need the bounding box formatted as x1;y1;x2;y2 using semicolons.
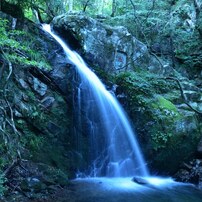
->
111;0;116;17
63;0;69;7
193;0;201;18
68;0;73;12
83;0;90;12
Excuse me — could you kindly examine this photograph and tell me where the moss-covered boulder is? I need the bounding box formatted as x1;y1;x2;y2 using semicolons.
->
115;71;201;174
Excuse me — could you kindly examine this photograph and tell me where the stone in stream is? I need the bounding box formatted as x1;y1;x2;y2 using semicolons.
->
131;176;148;185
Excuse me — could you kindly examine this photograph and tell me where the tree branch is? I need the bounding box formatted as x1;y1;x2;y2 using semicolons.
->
165;77;202;114
193;0;201;17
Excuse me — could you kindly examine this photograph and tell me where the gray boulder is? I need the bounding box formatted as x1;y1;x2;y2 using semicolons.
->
52;14;162;74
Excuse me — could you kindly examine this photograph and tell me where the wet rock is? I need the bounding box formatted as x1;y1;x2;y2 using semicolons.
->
18;78;29;89
33;77;47;96
14;109;23;118
21;177;47;193
47;122;61;135
174;159;202;187
132;177;148;185
17;102;30;114
49;61;71;94
22;93;29;102
183;90;202;101
41;96;55;108
175;110;198;133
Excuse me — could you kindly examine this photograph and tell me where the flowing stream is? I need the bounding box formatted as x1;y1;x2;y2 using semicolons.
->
42;24;149;178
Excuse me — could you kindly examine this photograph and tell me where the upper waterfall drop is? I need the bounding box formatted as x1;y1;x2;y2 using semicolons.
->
42;24;149;177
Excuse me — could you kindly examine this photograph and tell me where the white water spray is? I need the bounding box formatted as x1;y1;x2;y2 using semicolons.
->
42;24;149;177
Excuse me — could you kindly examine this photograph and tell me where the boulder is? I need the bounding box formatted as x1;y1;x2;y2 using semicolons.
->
18;78;29;89
52;14;162;74
41;96;55;108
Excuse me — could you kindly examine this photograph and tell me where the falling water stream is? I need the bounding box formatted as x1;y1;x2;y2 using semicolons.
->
42;24;148;178
42;24;202;201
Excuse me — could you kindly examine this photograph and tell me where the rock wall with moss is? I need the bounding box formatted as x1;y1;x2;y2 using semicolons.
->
115;71;202;174
0;11;75;198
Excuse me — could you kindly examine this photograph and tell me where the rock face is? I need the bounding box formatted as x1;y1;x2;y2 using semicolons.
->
0;11;75;197
52;14;162;74
174;159;202;188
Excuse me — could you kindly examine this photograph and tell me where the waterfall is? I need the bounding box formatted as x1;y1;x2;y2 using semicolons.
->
42;24;149;177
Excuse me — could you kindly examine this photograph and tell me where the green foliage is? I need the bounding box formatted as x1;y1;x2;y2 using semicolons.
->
0;18;50;69
46;0;65;16
152;96;179;114
29;136;44;151
17;120;44;152
115;71;174;98
150;95;182;150
151;131;172;150
115;70;200;162
115;71;181;151
5;0;65;21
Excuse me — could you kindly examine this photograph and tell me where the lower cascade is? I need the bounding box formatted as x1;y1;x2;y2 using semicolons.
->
42;24;149;178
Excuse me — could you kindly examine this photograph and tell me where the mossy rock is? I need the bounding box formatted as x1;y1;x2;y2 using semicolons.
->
152;95;178;113
115;70;201;174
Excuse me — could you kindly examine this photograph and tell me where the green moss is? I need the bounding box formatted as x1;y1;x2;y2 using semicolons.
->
156;96;178;112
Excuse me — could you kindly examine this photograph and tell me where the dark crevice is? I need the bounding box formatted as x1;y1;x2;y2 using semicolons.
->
53;27;82;51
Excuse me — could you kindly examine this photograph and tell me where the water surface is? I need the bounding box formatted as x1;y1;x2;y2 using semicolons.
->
62;178;202;202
